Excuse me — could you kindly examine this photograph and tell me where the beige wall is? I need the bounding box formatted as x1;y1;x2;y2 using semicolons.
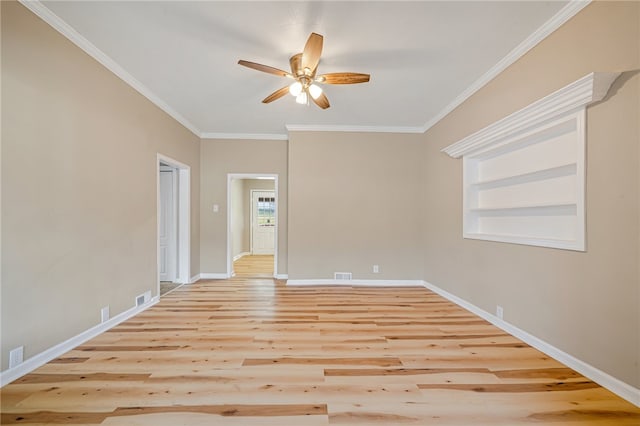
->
420;1;639;388
1;2;200;370
200;139;288;275
288;131;423;280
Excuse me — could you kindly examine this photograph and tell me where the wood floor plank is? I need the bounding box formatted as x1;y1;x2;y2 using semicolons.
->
48;358;90;364
1;274;638;425
324;367;491;376
1;404;327;424
242;357;403;367
100;412;329;426
417;381;601;393
12;373;152;384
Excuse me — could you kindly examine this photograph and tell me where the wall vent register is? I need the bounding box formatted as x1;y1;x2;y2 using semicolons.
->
334;272;353;280
442;72;620;251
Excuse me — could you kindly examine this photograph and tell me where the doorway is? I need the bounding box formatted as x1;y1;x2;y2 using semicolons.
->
227;174;278;278
157;154;191;296
159;164;177;283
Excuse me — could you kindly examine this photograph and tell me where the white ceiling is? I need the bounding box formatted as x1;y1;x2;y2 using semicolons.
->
33;1;577;138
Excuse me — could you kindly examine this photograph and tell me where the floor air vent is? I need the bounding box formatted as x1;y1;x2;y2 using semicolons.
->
136;295;145;306
334;272;352;280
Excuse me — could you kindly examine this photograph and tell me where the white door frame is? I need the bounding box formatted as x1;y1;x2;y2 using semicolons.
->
157;154;191;293
227;173;278;278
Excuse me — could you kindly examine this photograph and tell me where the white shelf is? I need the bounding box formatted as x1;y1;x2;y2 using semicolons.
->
471;163;577;190
446;73;620;252
464;232;584;251
469;203;577;216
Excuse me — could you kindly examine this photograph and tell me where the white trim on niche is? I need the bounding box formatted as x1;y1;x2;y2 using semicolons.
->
442;72;620;251
442;72;620;158
421;280;640;407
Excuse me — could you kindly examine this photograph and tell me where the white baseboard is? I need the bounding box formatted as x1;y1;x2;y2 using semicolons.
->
422;280;640;407
190;273;200;283
233;252;251;262
199;272;231;279
199;272;288;280
287;279;424;287
0;296;159;387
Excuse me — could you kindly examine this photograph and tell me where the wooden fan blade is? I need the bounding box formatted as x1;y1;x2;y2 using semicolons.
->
289;53;302;76
301;33;323;74
262;86;291;104
317;72;370;84
312;92;330;109
238;60;291;78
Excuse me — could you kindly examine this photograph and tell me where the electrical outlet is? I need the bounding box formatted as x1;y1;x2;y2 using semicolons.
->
496;305;504;320
373;265;379;273
9;346;24;368
101;306;110;323
213;204;219;213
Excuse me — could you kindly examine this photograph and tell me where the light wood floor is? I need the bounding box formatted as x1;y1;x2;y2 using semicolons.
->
2;278;639;425
233;254;274;277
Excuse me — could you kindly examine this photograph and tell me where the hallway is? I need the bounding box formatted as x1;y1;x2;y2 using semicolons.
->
233;254;274;278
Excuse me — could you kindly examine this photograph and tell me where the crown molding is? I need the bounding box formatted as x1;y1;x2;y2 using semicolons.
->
21;0;592;141
442;72;620;158
285;124;424;134
19;0;202;137
423;0;592;133
200;132;288;141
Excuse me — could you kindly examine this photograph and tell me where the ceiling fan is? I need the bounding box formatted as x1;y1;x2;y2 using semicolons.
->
238;32;370;109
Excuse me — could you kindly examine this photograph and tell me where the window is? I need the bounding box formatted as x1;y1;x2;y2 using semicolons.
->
257;196;275;227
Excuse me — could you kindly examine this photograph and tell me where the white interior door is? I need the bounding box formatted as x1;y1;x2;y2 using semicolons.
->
251;190;275;255
159;169;177;281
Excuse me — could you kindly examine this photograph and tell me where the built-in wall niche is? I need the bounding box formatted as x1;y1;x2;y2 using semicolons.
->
443;72;620;251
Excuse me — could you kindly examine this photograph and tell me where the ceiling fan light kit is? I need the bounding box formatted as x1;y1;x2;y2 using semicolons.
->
238;32;370;109
308;84;323;99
